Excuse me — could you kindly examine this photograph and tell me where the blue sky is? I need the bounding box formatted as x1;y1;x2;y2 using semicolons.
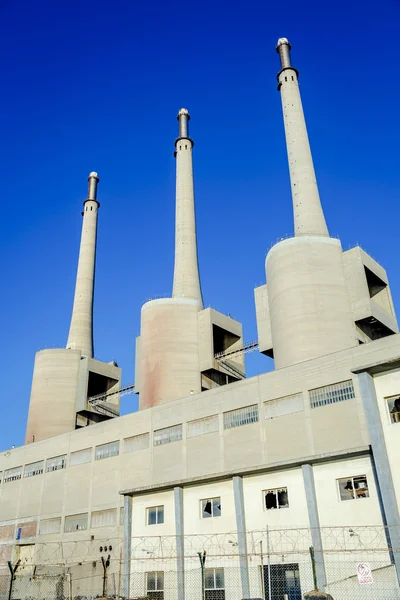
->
1;0;399;450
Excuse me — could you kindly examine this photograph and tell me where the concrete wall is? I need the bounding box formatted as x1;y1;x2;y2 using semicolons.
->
3;334;400;569
25;349;82;444
265;236;358;368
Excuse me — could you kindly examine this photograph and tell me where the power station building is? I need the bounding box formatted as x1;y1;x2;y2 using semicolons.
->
1;39;400;600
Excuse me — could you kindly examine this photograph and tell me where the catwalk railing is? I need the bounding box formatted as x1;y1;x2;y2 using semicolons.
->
0;526;399;599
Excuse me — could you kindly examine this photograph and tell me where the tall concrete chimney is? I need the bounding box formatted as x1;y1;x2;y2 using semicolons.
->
66;172;100;357
254;39;358;369
276;38;328;237
172;109;203;308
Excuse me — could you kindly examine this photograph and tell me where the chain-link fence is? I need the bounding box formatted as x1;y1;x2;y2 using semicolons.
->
0;526;399;599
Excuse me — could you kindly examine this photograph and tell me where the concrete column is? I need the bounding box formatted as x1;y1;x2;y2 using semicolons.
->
123;495;133;598
276;38;328;237
302;464;327;589
172;109;203;307
66;172;100;357
357;371;400;584
174;487;185;600
232;476;250;599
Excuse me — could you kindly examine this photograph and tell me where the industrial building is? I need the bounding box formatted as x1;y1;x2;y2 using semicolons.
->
1;38;400;600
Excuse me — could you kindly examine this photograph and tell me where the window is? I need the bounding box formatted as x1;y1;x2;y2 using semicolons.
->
124;433;150;453
4;466;22;482
223;405;259;430
309;380;355;409
264;488;289;510
46;455;67;472
264;393;303;419
146;571;164;599
70;448;92;466
205;568;225;600
387;396;400;424
91;509;117;528
201;497;221;518
95;441;119;460
0;472;2;483
64;514;88;532
187;415;219;438
39;518;61;535
153;424;182;446
24;461;44;478
147;506;164;525
338;475;369;501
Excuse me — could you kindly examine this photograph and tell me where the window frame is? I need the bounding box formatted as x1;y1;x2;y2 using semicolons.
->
337;475;370;502
64;513;89;533
146;571;164;593
94;441;120;461
201;497;222;519
147;505;164;526
205;567;225;590
385;395;400;425
263;487;289;511
46;455;67;473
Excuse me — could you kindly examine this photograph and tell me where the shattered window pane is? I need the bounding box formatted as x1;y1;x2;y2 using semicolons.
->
278;488;289;508
265;488;289;510
202;497;221;518
212;498;221;517
387;397;400;424
338;475;369;501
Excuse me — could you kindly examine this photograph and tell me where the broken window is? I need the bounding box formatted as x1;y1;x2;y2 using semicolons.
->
46;455;66;472
264;488;289;510
201;497;221;518
338;475;369;501
147;506;164;525
387;397;400;424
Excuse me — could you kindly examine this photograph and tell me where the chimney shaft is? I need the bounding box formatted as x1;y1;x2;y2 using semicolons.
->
172;109;203;307
276;38;329;237
66;172;100;357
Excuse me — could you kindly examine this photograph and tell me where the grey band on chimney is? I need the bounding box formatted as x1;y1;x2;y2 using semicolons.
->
177;108;190;139
87;171;100;202
276;37;292;69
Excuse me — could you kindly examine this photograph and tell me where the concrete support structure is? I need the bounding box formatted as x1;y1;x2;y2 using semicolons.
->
255;39;359;368
136;111;244;410
174;487;185;600
276;38;328;238
173;109;203;307
232;476;250;599
357;371;400;584
123;495;133;599
25;173;121;443
67;172;100;358
302;464;327;590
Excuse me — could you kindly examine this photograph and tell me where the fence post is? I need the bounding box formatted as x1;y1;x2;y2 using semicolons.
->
266;526;271;600
7;560;20;600
197;551;206;600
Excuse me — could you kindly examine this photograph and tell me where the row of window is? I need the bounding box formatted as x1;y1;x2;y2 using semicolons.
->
147;475;370;526
0;474;370;541
0;379;358;485
145;569;224;597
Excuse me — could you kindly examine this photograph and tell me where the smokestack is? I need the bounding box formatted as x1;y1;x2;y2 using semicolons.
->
276;38;329;237
172;109;203;307
66;172;100;357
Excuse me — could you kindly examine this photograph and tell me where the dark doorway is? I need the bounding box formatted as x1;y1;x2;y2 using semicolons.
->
263;563;301;600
